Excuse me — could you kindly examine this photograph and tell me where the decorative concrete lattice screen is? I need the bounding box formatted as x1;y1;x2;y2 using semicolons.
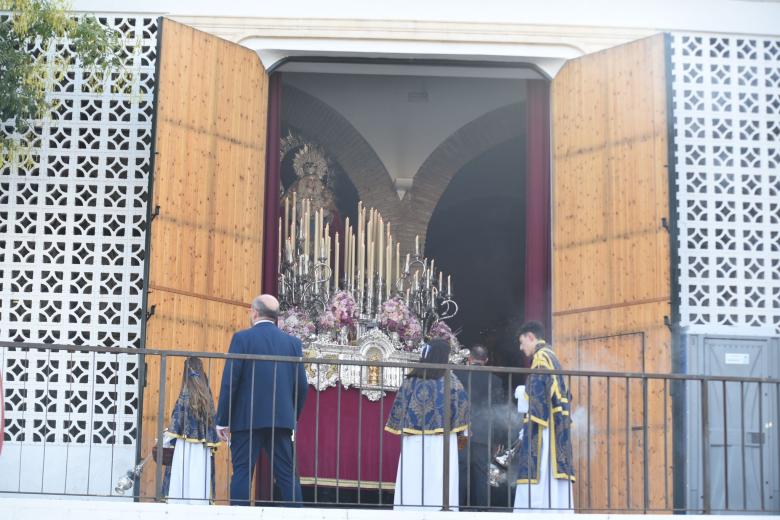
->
0;16;157;493
671;34;780;334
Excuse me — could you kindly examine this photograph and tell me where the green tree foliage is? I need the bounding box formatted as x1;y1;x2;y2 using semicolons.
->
0;0;120;154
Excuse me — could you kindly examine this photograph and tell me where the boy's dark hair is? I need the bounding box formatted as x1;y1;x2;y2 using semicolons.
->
517;320;545;341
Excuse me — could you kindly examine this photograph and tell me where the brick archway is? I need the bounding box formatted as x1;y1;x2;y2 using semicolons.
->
403;103;525;250
281;85;401;224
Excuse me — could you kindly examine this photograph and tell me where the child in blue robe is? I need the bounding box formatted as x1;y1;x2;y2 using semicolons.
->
163;356;220;504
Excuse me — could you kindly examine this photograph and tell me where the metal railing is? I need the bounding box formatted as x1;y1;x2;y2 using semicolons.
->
0;341;778;513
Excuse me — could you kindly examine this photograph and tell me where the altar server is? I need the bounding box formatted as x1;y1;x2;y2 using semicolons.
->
513;321;575;513
163;356;220;504
385;339;470;510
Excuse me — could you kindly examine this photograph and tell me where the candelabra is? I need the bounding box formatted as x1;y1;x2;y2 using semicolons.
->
278;236;332;321
394;253;458;338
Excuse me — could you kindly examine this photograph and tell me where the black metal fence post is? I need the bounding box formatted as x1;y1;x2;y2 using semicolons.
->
442;367;451;511
154;353;167;501
701;378;710;514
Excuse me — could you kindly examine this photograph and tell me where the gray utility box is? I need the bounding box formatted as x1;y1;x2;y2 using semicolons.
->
685;334;779;513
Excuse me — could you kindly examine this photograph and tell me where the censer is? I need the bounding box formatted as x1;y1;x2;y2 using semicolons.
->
488;436;521;487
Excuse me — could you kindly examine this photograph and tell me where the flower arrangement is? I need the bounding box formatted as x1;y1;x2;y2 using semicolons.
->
427;320;459;349
378;297;423;349
318;291;358;334
278;307;316;340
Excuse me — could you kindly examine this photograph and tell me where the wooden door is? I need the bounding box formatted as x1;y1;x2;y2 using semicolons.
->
140;17;268;502
551;33;673;512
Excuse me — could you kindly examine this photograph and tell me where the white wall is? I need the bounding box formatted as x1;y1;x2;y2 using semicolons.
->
71;0;780;35
2;498;774;520
284;73;525;182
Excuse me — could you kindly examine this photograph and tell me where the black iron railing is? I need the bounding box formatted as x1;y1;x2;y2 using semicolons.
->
0;341;778;513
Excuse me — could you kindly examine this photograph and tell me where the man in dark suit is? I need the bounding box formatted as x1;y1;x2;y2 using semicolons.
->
216;294;308;506
455;345;506;511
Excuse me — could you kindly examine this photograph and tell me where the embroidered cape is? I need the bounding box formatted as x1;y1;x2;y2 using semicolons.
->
516;343;576;484
385;372;470;435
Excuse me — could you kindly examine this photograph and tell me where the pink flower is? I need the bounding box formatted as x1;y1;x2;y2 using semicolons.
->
279;307;316;340
318;291;357;333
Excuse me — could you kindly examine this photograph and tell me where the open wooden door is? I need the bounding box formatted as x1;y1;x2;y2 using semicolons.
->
140;18;268;502
551;34;673;512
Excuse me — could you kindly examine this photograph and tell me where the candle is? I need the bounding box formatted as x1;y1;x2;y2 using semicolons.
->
314;209;319;264
344;217;350;281
359;241;365;299
277;217;282;270
405;253;410;273
291;192;297;246
415;235;419;255
284;196;290;242
358;204;364;296
439;271;443;291
448;275;452;295
368;240;374;282
378;218;384;284
386;241;391;290
325;223;330;258
334;232;340;291
303;200;310;260
396;243;400;282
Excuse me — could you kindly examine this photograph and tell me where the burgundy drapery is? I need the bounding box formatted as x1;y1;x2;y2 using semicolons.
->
255;387;401;499
295;387;401;486
262;73;282;295
523;80;552;338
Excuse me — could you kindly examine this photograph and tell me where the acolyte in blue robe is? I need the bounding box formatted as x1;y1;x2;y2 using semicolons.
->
515;342;576;484
161;385;220;499
167;387;221;447
385;372;470;435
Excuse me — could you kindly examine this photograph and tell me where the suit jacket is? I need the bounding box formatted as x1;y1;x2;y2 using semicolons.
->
455;368;506;445
215;321;308;431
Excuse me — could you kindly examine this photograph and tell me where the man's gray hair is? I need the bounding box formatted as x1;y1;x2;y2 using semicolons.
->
252;296;279;320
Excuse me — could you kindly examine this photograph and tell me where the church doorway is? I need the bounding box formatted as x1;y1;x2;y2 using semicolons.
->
424;138;526;367
275;63;549;365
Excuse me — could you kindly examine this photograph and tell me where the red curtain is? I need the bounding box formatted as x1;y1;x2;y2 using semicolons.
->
255;387;401;499
523;80;552;338
262;73;282;295
295;387;401;487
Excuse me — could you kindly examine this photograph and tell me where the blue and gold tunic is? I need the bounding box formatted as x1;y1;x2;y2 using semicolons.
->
385;373;470;435
516;342;575;484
